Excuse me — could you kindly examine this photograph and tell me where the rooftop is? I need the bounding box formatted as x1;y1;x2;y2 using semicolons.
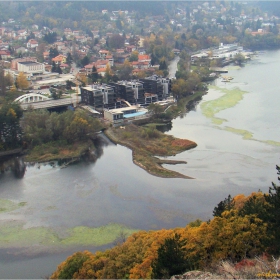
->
18;61;41;65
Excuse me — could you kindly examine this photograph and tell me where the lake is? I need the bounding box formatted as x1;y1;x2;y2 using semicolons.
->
0;50;280;278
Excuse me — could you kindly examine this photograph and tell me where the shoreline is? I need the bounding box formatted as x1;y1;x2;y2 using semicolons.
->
104;125;197;179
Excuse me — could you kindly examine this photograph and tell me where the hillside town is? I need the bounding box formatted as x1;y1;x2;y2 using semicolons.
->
1;2;280;279
0;1;280;125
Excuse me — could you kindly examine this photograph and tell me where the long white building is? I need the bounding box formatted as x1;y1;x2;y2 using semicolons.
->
17;61;45;74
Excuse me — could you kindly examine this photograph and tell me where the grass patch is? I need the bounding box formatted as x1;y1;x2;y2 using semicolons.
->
201;86;247;124
104;124;196;179
25;141;93;162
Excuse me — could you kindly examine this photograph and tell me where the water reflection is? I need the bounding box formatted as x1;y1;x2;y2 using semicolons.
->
186;96;203;112
0;134;113;178
156;122;173;133
0;157;26;179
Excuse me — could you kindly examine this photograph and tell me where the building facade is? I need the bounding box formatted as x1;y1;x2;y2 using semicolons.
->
81;84;116;109
17;61;45;74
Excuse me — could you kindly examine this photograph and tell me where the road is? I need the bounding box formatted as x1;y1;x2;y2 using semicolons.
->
71;62;80;75
168;56;180;79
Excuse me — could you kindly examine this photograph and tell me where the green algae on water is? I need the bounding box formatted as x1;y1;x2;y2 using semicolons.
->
224;127;253;140
0;200;27;213
0;223;60;247
62;223;138;246
201;86;280;147
0;221;138;249
224;126;280;146
201;86;248;124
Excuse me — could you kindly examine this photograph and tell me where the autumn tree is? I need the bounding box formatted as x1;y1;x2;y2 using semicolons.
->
56;251;90;279
22;109;102;147
22;109;53;145
16;72;29;90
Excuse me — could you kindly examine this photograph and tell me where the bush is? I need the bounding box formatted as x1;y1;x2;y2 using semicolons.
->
140;127;161;139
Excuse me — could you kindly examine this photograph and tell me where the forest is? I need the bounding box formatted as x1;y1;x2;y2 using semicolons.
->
51;165;280;279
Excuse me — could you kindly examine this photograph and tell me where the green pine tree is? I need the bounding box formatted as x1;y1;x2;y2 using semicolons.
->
151;233;190;279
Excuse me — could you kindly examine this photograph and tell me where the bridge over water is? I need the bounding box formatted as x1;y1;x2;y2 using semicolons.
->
14;93;76;110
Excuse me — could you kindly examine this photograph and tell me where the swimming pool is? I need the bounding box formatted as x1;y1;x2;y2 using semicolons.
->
123;111;147;118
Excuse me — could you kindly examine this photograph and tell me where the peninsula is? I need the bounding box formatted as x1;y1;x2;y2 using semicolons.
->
105;124;197;179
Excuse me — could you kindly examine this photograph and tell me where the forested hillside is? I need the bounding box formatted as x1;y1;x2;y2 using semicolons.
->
51;165;280;279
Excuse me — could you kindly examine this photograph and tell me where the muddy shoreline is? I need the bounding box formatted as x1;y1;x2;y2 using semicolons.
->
104;125;197;179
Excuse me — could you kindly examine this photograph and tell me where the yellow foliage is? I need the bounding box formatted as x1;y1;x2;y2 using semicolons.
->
6;108;17;118
16;72;29;90
51;193;269;279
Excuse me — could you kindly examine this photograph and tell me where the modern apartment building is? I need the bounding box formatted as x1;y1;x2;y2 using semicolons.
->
81;84;116;109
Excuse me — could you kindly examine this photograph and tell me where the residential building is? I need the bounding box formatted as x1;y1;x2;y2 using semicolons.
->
81;84;116;109
0;50;11;60
139;76;164;101
109;81;136;105
99;49;110;59
123;80;145;104
64;28;72;36
52;54;67;65
27;39;38;49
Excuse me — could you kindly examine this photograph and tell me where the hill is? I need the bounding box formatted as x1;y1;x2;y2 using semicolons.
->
50;165;280;279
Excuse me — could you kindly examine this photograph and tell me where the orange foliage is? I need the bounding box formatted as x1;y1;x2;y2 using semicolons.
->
171;139;196;149
51;194;268;279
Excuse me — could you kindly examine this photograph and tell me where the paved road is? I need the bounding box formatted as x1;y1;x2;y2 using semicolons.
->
20;98;74;110
71;62;80;75
168;56;180;79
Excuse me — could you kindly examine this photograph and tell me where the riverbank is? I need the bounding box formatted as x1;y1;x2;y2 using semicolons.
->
104;124;197;179
24;140;94;163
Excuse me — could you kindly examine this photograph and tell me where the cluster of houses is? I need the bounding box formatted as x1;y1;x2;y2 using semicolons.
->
169;2;279;34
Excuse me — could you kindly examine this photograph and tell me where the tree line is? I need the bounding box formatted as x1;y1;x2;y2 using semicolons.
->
0;101;103;152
